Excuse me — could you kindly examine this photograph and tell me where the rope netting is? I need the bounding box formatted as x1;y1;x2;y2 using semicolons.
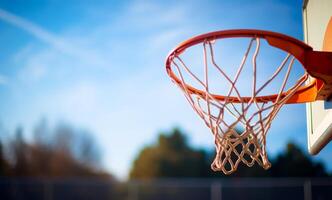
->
169;37;309;174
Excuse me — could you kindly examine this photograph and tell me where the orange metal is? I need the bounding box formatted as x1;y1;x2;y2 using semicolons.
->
323;17;332;51
166;29;332;104
316;17;332;101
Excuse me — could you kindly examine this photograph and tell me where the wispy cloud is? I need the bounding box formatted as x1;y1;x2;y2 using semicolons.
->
0;8;106;66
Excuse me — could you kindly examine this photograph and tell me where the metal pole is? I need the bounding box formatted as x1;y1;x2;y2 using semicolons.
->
129;181;139;200
44;180;53;200
304;180;312;200
211;181;222;200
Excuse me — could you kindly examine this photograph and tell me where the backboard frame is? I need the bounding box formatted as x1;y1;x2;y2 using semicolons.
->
303;0;332;155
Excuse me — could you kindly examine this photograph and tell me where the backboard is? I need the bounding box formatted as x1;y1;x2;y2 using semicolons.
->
303;0;332;155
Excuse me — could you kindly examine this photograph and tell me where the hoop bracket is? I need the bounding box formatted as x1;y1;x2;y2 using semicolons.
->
305;51;332;100
305;51;332;76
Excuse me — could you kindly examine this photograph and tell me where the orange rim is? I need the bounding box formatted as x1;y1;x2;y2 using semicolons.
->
166;29;320;104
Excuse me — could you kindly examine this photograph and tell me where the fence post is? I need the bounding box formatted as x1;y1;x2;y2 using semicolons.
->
304;180;312;200
129;181;139;200
211;181;222;200
44;180;53;200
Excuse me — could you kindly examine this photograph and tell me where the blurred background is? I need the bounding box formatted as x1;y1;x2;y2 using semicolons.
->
0;0;331;199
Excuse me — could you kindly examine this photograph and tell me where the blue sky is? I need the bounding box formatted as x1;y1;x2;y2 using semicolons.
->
0;0;331;179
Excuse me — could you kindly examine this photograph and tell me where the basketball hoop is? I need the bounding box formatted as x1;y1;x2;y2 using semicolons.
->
165;29;332;174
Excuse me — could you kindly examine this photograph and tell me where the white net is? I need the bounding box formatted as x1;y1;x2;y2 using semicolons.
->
169;37;309;174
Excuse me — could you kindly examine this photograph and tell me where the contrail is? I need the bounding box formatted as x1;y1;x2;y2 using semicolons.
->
0;8;102;63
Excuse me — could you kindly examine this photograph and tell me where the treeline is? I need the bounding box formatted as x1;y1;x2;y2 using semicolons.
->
130;128;329;179
0;120;110;179
0;121;330;180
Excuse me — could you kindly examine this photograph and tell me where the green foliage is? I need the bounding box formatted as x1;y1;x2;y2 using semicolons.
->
130;128;210;179
271;143;328;177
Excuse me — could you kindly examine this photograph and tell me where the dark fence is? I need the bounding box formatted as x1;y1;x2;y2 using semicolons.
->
0;178;331;200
